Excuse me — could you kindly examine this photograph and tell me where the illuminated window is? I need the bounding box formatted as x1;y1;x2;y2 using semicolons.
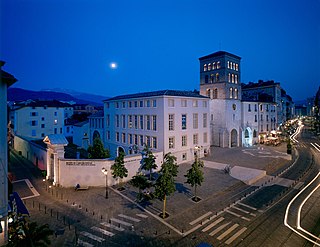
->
213;62;216;70
228;73;231;82
217;61;221;69
208;63;212;70
169;137;175;149
231;74;234;83
210;74;214;83
227;61;230;68
236;64;238;71
235;74;238;83
234;88;238;99
233;63;235;70
229;88;233;98
204;64;207;71
216;73;219;82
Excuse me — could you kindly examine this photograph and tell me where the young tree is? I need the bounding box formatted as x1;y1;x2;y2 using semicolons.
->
141;145;157;181
154;152;178;219
130;173;151;201
185;156;204;202
111;152;128;189
87;138;110;159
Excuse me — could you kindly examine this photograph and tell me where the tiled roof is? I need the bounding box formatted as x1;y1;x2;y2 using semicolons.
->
104;90;208;101
43;134;68;146
199;51;241;60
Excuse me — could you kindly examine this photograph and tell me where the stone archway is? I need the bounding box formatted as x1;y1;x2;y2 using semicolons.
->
243;127;253;147
117;146;125;156
230;129;238;147
93;130;101;140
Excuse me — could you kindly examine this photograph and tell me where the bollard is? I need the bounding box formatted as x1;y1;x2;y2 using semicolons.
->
92;211;95;216
67;199;68;203
86;208;88;212
101;215;103;220
56;211;59;220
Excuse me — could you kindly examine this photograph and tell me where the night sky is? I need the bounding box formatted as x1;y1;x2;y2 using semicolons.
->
1;0;319;101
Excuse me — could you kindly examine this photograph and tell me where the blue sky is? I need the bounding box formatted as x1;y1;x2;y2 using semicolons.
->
1;0;319;101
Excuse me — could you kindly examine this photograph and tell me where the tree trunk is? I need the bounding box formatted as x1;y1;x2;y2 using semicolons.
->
162;194;167;219
194;185;197;200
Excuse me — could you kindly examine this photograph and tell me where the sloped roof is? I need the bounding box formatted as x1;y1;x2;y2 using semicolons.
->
43;134;68;146
104;89;207;101
199;51;241;60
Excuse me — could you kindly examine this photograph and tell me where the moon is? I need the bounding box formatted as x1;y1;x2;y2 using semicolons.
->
110;62;117;69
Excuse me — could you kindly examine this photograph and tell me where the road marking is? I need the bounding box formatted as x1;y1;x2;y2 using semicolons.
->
225;227;247;245
79;231;104;242
91;226;114;237
217;224;239;240
189;211;212;225
209;222;231;236
237;202;257;211
12;179;40;199
77;239;94;247
202;217;224;232
225;209;241;217
232;206;250;214
311;143;320;152
110;218;133;227
136;213;148;218
118;214;141;222
100;222;124;231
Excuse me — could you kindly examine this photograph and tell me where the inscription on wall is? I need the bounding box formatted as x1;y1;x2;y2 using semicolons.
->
66;161;95;166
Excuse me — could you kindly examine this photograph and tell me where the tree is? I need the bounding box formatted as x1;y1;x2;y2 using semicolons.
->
141;145;157;181
111;152;128;189
87;138;110;159
130;173;151;201
154;152;178;219
185;155;204;202
7;219;53;247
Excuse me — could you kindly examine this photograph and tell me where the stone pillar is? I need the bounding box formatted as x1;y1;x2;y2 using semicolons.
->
53;152;58;186
46;148;52;180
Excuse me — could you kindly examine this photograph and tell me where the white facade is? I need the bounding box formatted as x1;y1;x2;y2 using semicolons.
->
73;121;89;149
11;101;73;140
103;90;210;164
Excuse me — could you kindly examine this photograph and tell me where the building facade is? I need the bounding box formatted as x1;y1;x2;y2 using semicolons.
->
199;51;242;147
10;100;73;140
0;61;17;246
103;90;210;164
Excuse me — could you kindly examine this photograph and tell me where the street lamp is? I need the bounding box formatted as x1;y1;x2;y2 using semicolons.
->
101;167;108;199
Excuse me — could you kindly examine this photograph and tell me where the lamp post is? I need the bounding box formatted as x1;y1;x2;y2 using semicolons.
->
194;145;200;160
101;167;108;199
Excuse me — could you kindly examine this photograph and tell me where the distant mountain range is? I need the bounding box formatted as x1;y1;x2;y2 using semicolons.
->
8;87;108;106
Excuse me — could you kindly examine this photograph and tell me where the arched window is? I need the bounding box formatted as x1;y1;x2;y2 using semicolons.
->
205;75;208;83
204;64;207;71
217;61;221;69
213;62;216;70
233;63;235;70
235;74;238;83
244;129;249;138
216;73;219;82
231;74;234;83
234;88;238;99
228;73;231;82
208;63;212;71
210;74;214;83
227;61;230;69
213;88;218;99
207;89;211;98
236;64;238;71
229;88;233;98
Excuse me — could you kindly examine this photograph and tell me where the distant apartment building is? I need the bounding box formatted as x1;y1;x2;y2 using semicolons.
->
241;80;294;125
88;111;104;146
0;61;17;246
102;90;210;164
73;104;99;115
10;100;73;139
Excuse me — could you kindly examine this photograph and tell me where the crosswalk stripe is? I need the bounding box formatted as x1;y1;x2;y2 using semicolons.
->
136;213;148;218
232;206;250;214
225;227;247;245
118;214;141;222
237;202;257;211
77;239;94;247
202;217;224;232
110;218;133;227
190;211;213;225
79;231;104;242
100;222;124;231
91;226;114;237
209;222;231;236
217;224;239;240
225;209;241;217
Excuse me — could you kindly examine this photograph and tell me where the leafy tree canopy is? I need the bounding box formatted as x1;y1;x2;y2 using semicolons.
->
87;138;110;159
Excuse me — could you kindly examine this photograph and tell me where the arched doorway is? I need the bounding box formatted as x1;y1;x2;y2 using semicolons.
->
117;146;125;156
243;127;253;147
93;130;101;140
230;129;238;147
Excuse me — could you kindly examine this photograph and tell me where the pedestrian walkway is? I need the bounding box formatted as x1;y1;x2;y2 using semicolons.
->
77;213;148;246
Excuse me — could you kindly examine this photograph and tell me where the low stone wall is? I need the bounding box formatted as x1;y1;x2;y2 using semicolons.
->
58;151;163;188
